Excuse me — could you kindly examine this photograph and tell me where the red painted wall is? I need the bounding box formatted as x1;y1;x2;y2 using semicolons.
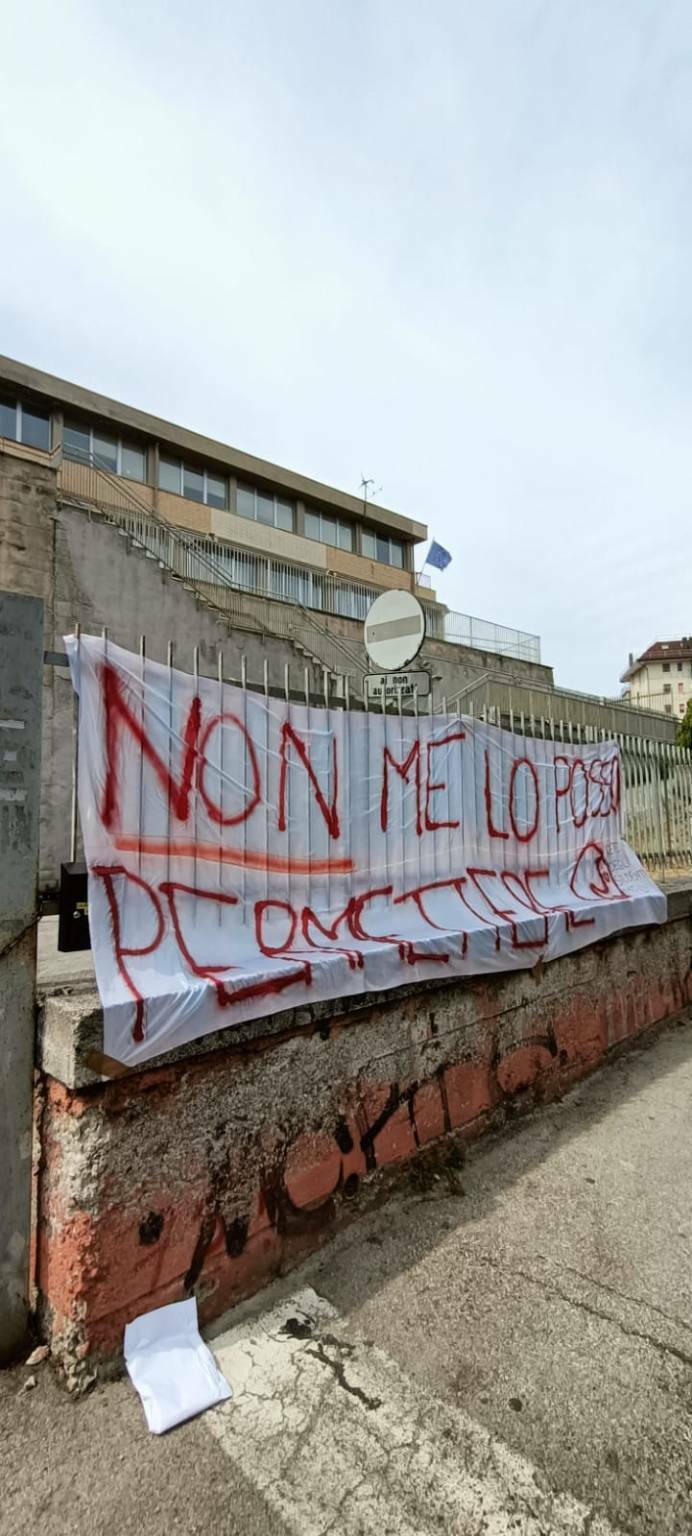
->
36;912;692;1382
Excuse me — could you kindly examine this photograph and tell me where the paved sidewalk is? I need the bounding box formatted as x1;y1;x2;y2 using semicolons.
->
3;1015;692;1534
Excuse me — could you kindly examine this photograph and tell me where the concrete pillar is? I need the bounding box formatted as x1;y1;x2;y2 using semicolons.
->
0;591;43;1361
151;442;160;513
51;410;64;458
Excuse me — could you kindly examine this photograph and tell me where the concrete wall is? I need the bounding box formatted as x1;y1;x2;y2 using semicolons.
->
0;449;65;895
36;893;692;1384
287;608;554;696
0;450;343;887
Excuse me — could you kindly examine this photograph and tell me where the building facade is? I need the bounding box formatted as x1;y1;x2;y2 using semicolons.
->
0;354;552;892
0;355;545;665
621;640;692;720
0;354;438;631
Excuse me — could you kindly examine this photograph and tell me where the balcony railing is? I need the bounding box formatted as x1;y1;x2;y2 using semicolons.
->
442;611;541;665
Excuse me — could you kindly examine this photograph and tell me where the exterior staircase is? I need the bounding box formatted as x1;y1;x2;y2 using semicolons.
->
56;456;369;695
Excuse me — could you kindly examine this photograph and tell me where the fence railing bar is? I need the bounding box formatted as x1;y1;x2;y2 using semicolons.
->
69;623;81;864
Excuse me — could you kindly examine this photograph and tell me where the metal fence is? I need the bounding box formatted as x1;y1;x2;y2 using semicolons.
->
442;610;541;664
60;630;692;883
472;700;692;881
446;669;677;744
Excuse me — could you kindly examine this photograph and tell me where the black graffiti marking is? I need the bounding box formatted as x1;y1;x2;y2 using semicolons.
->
359;1081;420;1172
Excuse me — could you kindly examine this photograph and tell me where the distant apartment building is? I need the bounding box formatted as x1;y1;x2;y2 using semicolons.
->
621;640;692;719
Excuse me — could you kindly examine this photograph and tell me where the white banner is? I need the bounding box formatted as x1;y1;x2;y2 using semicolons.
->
67;636;666;1065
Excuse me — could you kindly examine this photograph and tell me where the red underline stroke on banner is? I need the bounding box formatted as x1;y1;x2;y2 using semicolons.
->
112;834;355;876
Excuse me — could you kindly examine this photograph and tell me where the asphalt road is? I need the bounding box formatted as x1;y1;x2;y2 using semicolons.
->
3;1014;692;1534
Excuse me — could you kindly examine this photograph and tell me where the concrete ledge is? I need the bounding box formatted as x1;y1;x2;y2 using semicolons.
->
662;880;692;921
35;906;692;1385
37;882;692;1090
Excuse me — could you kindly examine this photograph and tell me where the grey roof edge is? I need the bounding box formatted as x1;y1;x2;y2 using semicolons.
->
0;354;428;542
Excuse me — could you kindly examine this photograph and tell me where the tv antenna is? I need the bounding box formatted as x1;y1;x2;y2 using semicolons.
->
360;474;383;509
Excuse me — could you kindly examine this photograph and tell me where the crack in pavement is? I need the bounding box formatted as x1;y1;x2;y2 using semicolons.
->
207;1285;626;1535
466;1250;692;1372
305;1338;383;1411
283;1382;333;1471
555;1261;692;1339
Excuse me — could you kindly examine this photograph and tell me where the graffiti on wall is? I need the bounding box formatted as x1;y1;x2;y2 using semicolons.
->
67;636;666;1064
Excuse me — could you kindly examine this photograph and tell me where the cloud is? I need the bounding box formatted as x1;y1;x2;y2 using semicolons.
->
2;0;691;693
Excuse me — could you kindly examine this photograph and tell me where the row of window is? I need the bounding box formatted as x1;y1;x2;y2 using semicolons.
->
64;422;147;483
304;509;353;552
158;470;406;567
3;398;409;570
664;703;688;716
362;529;405;569
0;395;51;452
159;457;227;509
236;482;294;530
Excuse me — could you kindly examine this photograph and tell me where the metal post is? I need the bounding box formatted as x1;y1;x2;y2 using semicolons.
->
650;737;666;879
69;622;80;863
0;591;43;1361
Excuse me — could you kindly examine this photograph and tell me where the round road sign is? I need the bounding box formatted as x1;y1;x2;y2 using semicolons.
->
363;589;426;671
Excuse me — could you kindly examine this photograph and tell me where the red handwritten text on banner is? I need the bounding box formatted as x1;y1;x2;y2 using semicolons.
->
66;637;665;1064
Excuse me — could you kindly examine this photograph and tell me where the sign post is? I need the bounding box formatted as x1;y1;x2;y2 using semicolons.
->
363;589;429;707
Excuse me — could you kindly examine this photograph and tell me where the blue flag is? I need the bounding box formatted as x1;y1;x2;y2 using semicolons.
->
426;540;452;572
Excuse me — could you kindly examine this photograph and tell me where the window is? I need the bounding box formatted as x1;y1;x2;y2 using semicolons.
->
64;420;146;482
158;457;227;509
93;432;117;474
257;492;275;526
0;395;16;438
663;683;672;694
206;475;226;510
681;704;686;715
159;457;180;493
0;395;51;451
183;465;204;504
122;444;146;481
304;510;353;551
64;423;90;460
362;528;405;568
236;482;294;532
22;405;51;451
662;662;670;673
678;662;683;671
665;705;672;714
679;682;685;693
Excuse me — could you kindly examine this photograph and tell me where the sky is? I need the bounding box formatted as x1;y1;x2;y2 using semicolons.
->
2;0;691;695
